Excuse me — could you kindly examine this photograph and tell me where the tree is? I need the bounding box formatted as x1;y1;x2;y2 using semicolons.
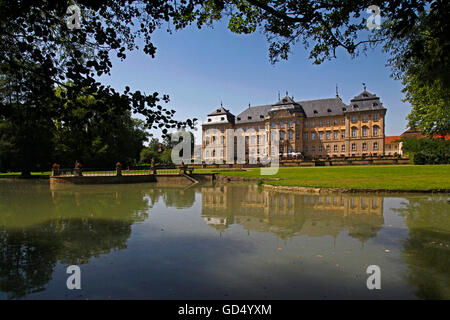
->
140;138;162;164
0;1;197;174
52;85;150;168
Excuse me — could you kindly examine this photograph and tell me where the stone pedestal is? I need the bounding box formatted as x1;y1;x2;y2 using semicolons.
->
73;168;82;176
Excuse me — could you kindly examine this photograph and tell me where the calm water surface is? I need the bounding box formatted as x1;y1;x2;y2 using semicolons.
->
0;180;448;299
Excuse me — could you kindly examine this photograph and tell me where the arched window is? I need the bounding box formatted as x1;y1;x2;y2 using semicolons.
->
351;127;357;137
362;126;368;137
373;126;379;136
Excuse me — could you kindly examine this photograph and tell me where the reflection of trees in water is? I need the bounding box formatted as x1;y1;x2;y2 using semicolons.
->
394;197;450;299
146;187;195;209
201;185;384;241
0;183;152;299
0;218;132;299
0;183;199;299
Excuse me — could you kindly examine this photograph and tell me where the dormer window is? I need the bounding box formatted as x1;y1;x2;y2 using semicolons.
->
354;104;359;108
327;109;332;113
260;115;264;119
237;117;241;121
221;117;225;121
217;109;221;112
282;99;287;103
342;107;347;111
313;110;318;114
248;116;252;120
363;94;368;97
207;118;212;122
373;102;378;106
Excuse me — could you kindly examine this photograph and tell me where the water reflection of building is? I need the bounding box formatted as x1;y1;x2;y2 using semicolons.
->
201;185;384;241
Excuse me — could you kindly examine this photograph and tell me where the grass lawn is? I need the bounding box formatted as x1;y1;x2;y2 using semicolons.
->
216;165;450;191
0;171;51;176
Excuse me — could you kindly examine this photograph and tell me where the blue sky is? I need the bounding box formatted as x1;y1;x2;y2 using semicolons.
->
99;19;411;141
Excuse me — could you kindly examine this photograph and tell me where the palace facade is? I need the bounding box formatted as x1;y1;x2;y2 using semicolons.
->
202;89;387;161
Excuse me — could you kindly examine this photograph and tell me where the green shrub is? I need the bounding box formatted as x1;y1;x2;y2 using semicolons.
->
402;137;450;164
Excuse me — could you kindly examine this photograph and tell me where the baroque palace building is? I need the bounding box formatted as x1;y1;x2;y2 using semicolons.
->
202;88;387;161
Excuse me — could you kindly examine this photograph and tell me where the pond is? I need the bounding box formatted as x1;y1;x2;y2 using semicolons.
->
0;180;448;299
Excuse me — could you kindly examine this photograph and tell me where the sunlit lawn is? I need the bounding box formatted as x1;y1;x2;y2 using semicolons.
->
216;165;450;190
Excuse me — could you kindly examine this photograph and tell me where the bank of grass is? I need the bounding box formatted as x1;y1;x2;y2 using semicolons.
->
0;171;51;176
216;165;450;191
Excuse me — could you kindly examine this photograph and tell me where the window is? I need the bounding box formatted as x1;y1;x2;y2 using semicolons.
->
352;143;356;151
311;120;316;127
312;146;315;152
319;132;324;140
326;131;331;140
289;121;293;127
341;145;346;151
373;126;379;136
326;120;331;126
319;120;323;127
334;119;338;125
374;142;379;150
289;131;293;140
304;133;308;140
280;131;285;140
352;115;357;123
334;131;339;139
221;117;225;121
342;119;345;125
362;115;367;122
296;120;300;125
304;121;308;127
326;145;331;152
352;127;357;137
363;142;367;150
296;132;300;139
280;121;284;127
207;118;212;122
311;132;316;140
304;146;308;152
319;146;323;152
220;128;224;133
362;126;368;137
334;145;338;152
271;122;276;129
341;130;346;138
373;114;379;121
